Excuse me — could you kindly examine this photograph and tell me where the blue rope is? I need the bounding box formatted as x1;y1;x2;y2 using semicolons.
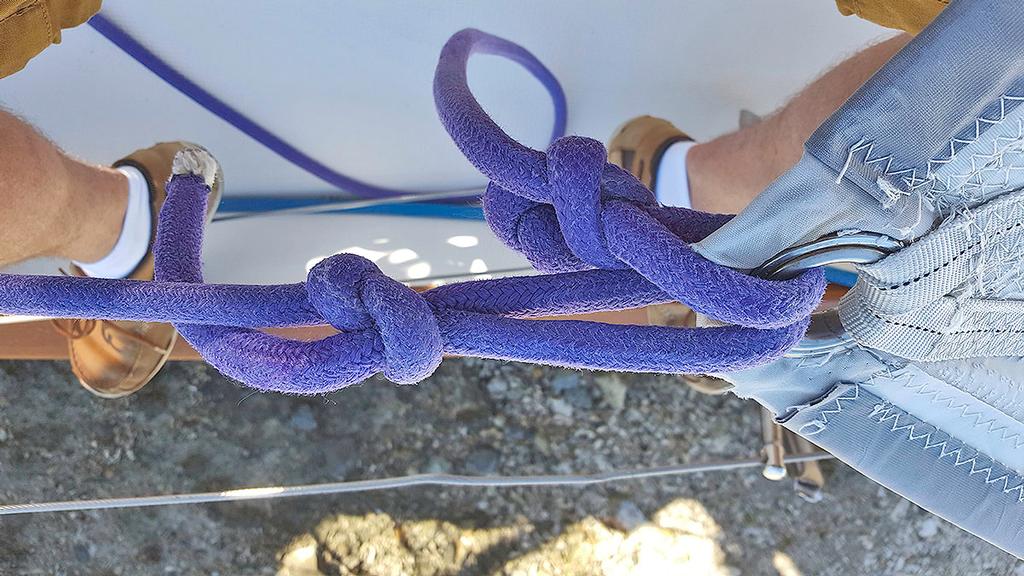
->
86;13;568;202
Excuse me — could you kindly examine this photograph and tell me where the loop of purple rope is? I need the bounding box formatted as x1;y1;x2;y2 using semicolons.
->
434;29;825;329
0;29;824;394
155;174;441;390
147;174;809;393
88;13;568;199
0;171;808;394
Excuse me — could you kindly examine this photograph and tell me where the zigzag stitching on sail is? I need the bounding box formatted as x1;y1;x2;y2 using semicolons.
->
839;95;1024;210
815;385;860;426
900;377;1024;449
870;402;1024;501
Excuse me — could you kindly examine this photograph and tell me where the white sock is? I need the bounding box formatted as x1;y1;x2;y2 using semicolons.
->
654;140;697;209
74;166;152;279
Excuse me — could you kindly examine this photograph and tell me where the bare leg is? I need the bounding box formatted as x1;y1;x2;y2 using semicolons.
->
0;110;127;266
687;34;912;214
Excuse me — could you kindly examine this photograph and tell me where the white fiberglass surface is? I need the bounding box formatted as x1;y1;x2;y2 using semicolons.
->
0;1;883;282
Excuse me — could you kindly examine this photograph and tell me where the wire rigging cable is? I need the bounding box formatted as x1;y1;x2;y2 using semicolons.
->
0;453;833;515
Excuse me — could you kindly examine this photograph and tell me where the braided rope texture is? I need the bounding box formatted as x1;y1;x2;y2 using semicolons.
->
0;29;825;394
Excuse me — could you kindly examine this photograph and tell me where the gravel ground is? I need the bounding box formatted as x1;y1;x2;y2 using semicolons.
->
0;357;1021;575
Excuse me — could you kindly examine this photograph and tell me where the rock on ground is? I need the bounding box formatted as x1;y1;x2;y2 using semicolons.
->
0;359;1019;575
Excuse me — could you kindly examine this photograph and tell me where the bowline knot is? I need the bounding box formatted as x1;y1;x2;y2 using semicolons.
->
484;135;656;272
306;254;443;384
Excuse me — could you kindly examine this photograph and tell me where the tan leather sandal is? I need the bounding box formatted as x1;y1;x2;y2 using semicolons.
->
53;142;223;398
607;115;693;191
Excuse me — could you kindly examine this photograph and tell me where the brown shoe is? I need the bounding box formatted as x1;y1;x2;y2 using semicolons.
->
607;115;693;191
54;142;223;398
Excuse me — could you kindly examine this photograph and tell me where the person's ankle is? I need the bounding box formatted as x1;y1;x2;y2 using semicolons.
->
55;161;128;261
683;141;755;214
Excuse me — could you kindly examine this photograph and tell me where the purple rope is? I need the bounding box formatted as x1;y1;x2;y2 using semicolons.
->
435;29;825;328
0;29;824;394
87;13;567;199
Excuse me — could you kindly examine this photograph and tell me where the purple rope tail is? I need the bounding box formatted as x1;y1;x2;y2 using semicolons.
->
0;30;824;394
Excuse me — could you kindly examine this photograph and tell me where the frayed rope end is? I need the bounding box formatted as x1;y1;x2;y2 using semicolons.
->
172;146;220;189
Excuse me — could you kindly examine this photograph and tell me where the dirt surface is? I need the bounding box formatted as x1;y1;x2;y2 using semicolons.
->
0;357;1021;575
